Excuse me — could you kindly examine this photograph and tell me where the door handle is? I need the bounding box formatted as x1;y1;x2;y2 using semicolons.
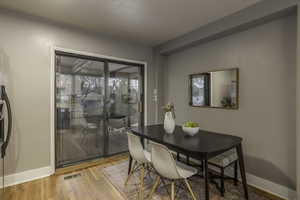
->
138;101;143;113
0;101;3;120
1;86;12;158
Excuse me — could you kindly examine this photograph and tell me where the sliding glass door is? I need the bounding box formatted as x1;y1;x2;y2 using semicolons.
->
107;63;143;155
55;52;144;168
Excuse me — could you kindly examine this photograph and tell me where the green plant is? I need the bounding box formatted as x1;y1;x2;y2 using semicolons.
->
162;103;176;118
221;97;236;108
183;121;199;128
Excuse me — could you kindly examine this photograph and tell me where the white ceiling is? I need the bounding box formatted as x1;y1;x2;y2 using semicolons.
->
0;0;262;46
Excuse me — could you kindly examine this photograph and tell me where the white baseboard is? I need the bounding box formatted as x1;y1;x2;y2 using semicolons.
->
246;173;296;200
188;157;297;200
1;166;53;188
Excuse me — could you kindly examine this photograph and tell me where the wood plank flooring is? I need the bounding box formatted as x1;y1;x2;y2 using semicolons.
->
4;155;127;200
3;153;284;200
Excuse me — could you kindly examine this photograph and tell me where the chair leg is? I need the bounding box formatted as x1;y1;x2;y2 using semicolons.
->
124;160;136;186
234;161;238;186
161;178;171;198
148;176;161;199
220;167;225;197
139;165;145;200
128;156;133;175
171;181;175;200
184;179;197;200
177;153;180;161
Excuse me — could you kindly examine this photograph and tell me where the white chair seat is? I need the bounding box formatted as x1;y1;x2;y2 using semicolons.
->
209;149;238;167
87;123;97;129
176;161;198;178
144;150;151;162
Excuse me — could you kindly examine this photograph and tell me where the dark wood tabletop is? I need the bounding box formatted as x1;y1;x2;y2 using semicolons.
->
131;124;242;158
130;124;248;200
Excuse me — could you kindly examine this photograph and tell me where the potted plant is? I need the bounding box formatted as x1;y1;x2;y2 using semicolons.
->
162;103;176;134
182;121;200;136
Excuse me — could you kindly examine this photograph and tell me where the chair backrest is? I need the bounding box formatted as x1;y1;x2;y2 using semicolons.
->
82;92;102;124
150;141;180;179
108;117;127;129
127;131;148;163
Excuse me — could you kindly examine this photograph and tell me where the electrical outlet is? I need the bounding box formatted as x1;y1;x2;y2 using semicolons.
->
153;89;158;102
153;96;158;102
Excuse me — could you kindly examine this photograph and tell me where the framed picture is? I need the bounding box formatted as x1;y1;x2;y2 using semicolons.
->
189;68;239;109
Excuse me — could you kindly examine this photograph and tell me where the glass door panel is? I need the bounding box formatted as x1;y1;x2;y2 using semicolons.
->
107;63;143;155
55;52;144;168
55;55;105;167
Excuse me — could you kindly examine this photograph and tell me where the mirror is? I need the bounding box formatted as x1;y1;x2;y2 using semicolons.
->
189;68;239;109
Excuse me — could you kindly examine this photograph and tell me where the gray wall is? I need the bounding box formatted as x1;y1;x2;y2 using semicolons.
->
297;4;300;197
164;15;297;189
0;10;156;175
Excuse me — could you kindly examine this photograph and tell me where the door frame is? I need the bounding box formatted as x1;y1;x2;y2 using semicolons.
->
50;46;148;173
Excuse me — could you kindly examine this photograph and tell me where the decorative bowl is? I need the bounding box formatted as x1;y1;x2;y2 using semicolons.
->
182;126;200;136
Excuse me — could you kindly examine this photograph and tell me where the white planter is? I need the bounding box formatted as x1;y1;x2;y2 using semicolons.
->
164;112;175;134
182;126;200;136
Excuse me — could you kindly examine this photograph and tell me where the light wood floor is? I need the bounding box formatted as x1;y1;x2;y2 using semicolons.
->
3;153;283;200
4;155;127;200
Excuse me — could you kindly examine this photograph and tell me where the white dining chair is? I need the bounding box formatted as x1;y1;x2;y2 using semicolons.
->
149;141;198;200
125;131;151;200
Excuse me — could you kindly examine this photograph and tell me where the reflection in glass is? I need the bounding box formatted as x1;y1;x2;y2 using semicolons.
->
191;73;210;106
107;64;142;155
55;55;143;167
55;56;105;167
190;68;238;109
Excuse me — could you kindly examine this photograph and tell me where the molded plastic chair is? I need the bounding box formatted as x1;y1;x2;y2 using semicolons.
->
149;141;198;200
125;131;151;200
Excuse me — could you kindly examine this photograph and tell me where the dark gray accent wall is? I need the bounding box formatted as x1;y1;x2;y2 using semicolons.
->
155;1;300;197
164;15;297;190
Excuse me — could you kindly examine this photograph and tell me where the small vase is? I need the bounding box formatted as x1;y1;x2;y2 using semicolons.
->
164;111;175;134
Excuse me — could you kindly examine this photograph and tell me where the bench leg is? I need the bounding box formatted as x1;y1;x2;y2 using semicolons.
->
234;161;238;186
221;167;225;197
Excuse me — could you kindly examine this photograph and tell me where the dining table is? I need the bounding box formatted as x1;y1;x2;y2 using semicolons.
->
130;124;248;200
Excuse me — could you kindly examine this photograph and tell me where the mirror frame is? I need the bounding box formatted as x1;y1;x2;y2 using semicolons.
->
189;68;239;109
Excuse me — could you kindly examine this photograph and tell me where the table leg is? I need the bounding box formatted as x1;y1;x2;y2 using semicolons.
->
128;156;132;175
95;121;101;148
204;157;209;200
236;144;249;199
97;119;103;148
